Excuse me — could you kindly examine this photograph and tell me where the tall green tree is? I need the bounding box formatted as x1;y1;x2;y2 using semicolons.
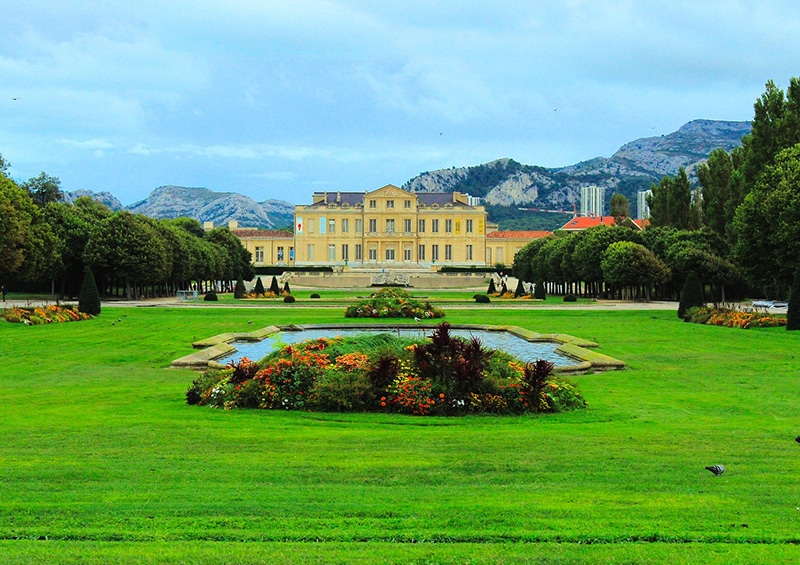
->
22;172;63;207
601;241;671;301
647;168;692;229
78;266;101;315
697;148;735;239
788;265;800;331
610;193;630;223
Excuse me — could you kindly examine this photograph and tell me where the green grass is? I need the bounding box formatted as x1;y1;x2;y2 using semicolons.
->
1;305;799;563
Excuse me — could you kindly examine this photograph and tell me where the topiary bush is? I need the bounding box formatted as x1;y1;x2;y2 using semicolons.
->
283;281;291;295
78;266;101;315
533;280;546;300
487;278;496;294
678;270;704;319
204;291;218;301
283;294;296;303
563;294;577;302
234;277;245;299
253;277;265;295
345;288;444;318
270;276;280;295
788;265;800;331
310;293;321;299
474;294;490;303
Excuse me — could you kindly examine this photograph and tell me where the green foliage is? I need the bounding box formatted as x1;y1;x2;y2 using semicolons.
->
345;288;444;318
647;167;693;229
610;193;630;221
678;271;705;319
520;359;555;412
22;171;63;207
310;293;321;299
563;293;577;302
486;278;496;294
474;294;490;303
253;277;265;295
534;279;546;300
601;241;671;299
788;265;800;331
78;266;101;315
283;294;296;303
203;291;218;301
234;277;245;299
270;276;280;295
283;281;291;294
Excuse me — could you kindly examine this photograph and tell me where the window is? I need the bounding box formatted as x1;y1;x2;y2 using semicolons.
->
342;244;349;261
432;219;439;233
342;218;349;233
418;245;425;260
385;248;395;261
432;244;439;261
328;219;335;233
404;247;412;261
466;244;473;261
328;244;336;261
277;246;285;261
369;200;376;208
466;219;473;233
355;244;362;261
355;218;363;233
403;218;412;233
404;199;411;209
386;219;395;233
445;244;452;261
418;219;426;233
368;219;377;233
255;246;264;263
307;244;314;261
445;219;452;233
455;221;460;234
386;200;394;209
289;247;294;261
368;247;377;261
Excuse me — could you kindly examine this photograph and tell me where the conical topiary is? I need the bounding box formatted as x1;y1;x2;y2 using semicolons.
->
514;279;524;298
270;276;280;295
533;279;546;300
253;277;265;295
487;278;496;294
678;270;704;319
234;277;245;299
788;264;800;331
283;281;291;295
78;266;101;315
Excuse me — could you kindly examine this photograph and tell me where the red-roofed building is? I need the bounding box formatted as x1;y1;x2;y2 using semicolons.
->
485;230;553;265
559;216;648;231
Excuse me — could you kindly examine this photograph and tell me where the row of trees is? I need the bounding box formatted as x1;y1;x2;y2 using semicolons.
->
1;160;253;300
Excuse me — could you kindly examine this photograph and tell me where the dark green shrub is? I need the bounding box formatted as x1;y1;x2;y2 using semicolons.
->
533;279;546;300
270;276;280;295
310;293;321;299
366;353;400;392
253;277;265;295
487;278;496;294
283;294;296;303
788;265;800;331
563;294;577;302
283;281;291;294
78;266;101;315
234;277;245;299
309;370;372;412
678;270;704;319
474;294;490;303
204;291;218;301
514;280;524;298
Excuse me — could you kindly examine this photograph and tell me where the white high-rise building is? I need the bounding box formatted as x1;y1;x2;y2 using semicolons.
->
580;185;605;217
637;190;652;220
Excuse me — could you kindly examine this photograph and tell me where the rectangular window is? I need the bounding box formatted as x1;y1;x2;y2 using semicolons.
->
432;219;439;233
418;245;425;261
368;247;377;261
403;218;412;233
466;219;473;233
369;200;376;209
355;244;362;261
385;248;395;261
255;246;264;263
404;247;412;261
289;247;294;261
342;244;349;261
319;217;326;234
307;244;314;261
355;218;363;233
368;219;377;233
328;219;335;233
455;220;461;234
466;244;473;261
386;200;394;209
341;218;349;233
418;219;426;233
445;219;453;233
328;244;336;261
277;246;285;262
404;199;411;209
445;244;452;261
432;244;439;261
386;219;395;233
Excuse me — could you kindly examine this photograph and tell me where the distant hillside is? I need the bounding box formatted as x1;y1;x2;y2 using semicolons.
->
63;185;294;229
404;119;751;229
60;189;124;211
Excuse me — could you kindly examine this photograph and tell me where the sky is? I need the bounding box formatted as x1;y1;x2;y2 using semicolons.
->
2;1;799;206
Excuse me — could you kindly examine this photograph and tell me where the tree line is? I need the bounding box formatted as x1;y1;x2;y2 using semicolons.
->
514;76;800;302
0;160;253;300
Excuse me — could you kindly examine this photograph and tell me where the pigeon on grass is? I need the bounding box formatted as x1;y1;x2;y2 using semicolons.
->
705;464;725;476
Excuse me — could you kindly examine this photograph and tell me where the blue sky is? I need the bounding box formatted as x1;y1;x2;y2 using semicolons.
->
2;1;799;205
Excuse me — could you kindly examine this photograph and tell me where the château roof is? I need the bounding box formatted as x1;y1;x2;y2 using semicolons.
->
230;229;293;239
486;230;553;239
559;216;647;231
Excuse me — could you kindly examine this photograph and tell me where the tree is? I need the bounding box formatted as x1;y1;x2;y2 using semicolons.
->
573;225;643;296
610;193;630;223
678;271;705;319
234;276;245;299
22;172;63;207
733;144;800;296
601;241;671;301
78;266;101;315
698;148;735;239
0;153;10;176
788;265;800;331
647;168;692;229
205;227;254;283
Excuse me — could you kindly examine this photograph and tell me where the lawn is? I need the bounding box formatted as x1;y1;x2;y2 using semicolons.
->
1;303;799;563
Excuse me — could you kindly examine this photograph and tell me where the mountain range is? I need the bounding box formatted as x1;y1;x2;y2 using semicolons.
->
62;119;750;230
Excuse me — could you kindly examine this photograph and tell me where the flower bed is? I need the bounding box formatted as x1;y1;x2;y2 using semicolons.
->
186;322;586;415
685;306;787;329
344;288;444;319
3;305;92;325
